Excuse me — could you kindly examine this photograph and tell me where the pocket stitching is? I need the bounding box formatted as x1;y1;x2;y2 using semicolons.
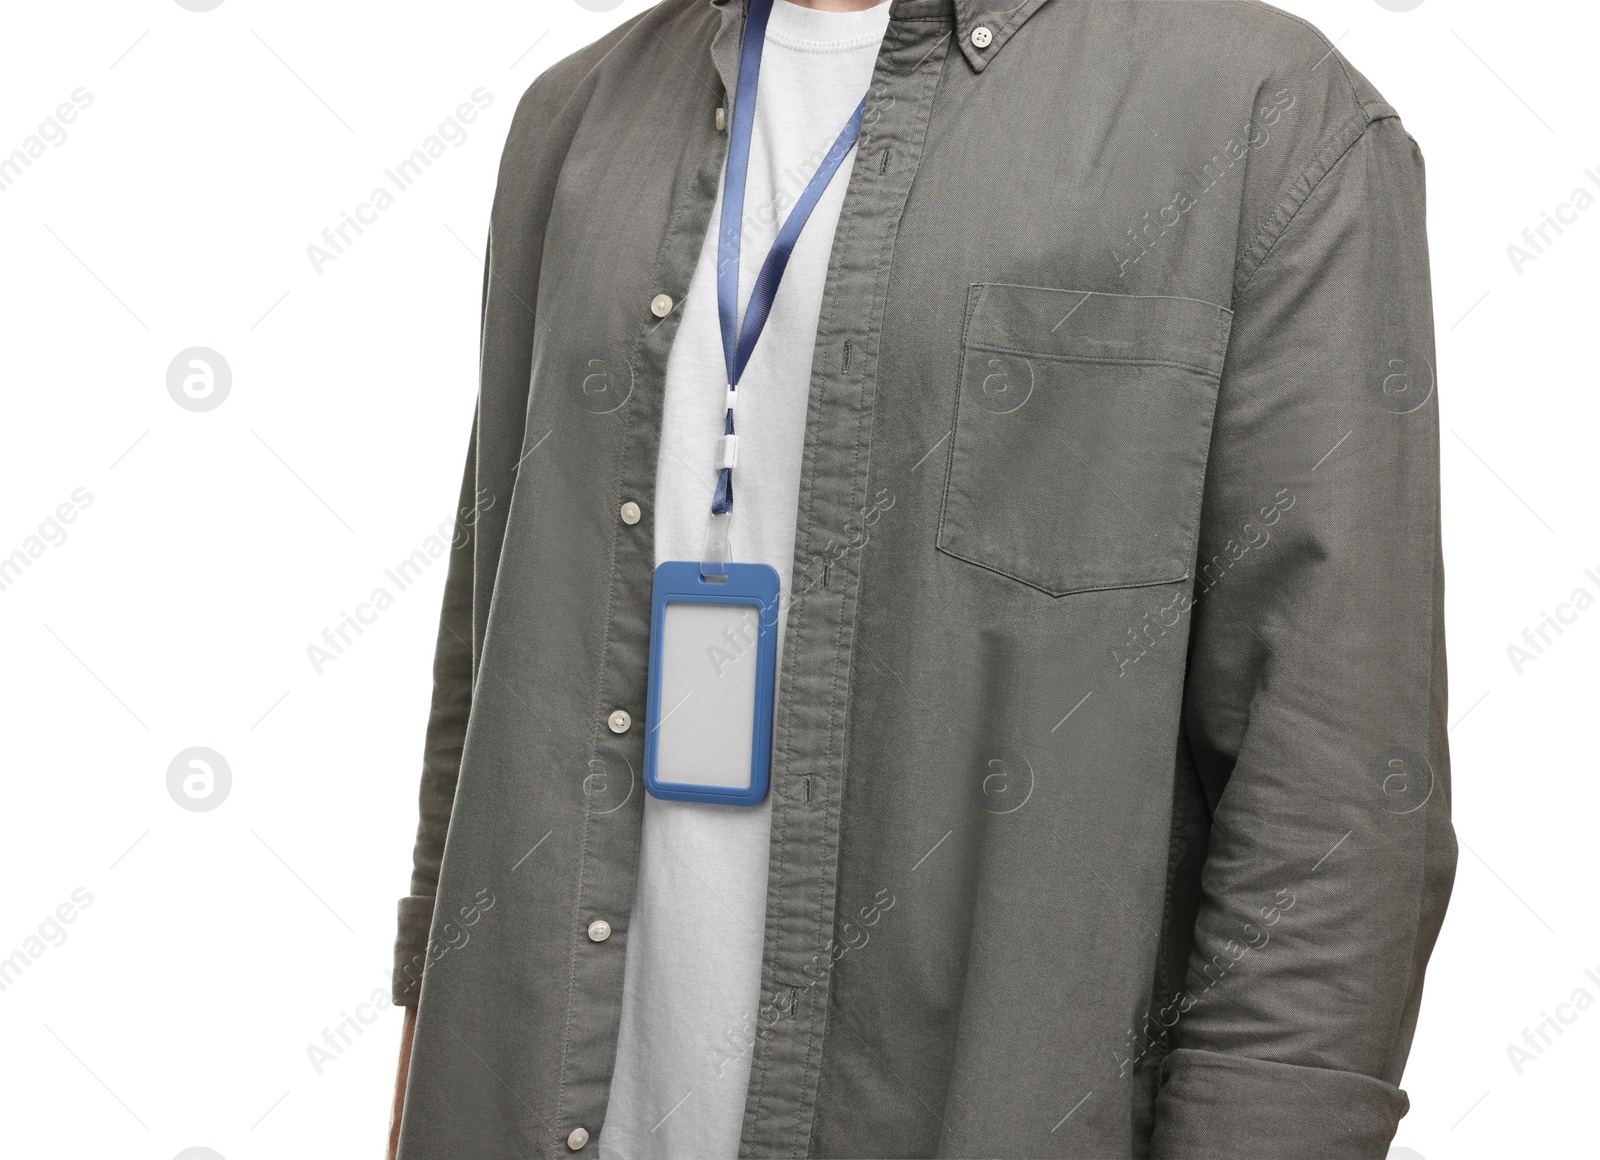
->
936;538;1191;597
961;342;1222;378
967;282;1234;317
934;284;987;586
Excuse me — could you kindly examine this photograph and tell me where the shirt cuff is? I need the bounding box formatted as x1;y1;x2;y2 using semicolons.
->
1151;1048;1409;1159
391;894;437;1006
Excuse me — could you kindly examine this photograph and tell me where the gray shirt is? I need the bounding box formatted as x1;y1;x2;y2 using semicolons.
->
393;2;1455;1157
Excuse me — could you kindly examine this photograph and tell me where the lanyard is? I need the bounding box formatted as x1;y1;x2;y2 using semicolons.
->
702;0;871;576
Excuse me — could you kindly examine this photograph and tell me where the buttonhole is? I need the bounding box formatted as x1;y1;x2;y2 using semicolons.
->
878;148;891;175
842;339;852;374
821;561;831;588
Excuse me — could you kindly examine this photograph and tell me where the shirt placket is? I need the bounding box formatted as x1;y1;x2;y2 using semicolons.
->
549;7;744;1154
736;6;953;1156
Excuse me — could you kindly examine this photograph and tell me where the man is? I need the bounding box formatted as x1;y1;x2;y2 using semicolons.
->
389;0;1455;1156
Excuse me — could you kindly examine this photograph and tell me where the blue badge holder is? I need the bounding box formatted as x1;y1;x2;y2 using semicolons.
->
643;561;780;806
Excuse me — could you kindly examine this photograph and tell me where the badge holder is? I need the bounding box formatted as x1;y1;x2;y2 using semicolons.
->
642;529;780;806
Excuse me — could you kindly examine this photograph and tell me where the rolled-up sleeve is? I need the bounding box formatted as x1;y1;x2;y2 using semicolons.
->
1152;113;1457;1158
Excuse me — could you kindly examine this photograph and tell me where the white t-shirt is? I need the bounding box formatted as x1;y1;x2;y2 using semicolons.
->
598;3;891;1158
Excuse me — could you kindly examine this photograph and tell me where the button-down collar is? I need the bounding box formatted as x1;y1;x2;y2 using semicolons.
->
949;0;1054;71
709;0;1055;83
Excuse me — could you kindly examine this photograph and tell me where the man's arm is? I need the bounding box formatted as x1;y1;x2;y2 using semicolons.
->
386;422;478;1156
387;1006;417;1160
1152;112;1456;1157
392;423;479;1007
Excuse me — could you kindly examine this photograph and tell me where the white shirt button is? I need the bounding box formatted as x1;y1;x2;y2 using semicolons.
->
607;709;632;734
587;919;612;942
650;293;674;318
715;106;727;132
567;1125;590;1150
619;500;641;525
971;25;993;49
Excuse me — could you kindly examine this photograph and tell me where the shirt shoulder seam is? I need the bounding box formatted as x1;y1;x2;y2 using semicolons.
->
1232;104;1392;299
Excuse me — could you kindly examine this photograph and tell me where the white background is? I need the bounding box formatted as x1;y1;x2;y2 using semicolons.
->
0;1;1593;1157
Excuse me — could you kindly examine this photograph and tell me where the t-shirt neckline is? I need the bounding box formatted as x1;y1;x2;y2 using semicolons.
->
765;0;893;53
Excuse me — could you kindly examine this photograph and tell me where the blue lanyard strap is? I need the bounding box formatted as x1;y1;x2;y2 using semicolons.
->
710;0;871;520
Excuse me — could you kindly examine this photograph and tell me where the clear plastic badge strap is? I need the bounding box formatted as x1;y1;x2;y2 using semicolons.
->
701;511;734;580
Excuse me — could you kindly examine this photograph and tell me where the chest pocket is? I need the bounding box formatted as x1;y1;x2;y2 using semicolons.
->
937;284;1233;597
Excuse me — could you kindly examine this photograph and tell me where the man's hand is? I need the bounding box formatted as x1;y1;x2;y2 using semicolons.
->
387;1005;418;1160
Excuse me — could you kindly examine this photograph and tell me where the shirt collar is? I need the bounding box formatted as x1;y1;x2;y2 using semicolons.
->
709;0;1053;78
